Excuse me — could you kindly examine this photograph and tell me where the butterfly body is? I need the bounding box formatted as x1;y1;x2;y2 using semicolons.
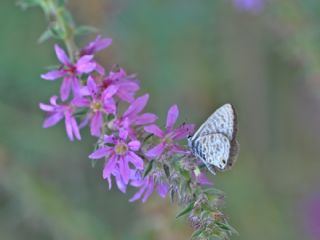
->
188;103;239;175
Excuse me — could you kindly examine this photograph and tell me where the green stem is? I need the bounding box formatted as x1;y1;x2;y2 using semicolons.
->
44;0;77;61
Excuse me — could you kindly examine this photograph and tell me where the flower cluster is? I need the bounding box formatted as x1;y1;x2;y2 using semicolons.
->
39;35;210;203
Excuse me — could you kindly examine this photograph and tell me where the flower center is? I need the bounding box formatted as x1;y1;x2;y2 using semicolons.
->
164;137;173;145
66;65;76;75
115;143;128;155
91;101;102;112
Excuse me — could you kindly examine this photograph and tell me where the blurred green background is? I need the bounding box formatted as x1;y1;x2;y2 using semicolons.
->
1;0;320;239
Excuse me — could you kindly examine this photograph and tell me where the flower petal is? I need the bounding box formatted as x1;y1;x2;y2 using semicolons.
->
49;96;59;106
127;152;144;170
134;113;158;125
170;144;189;154
65;112;74;141
166;104;179;129
196;172;213;186
82;36;112;55
76;55;95;73
72;97;90;107
89;147;112;159
39;103;55;112
103;85;118;99
142;178;154;203
144;124;163;138
70;116;81;140
116;80;140;102
95;62;105;75
87;76;98;96
90;111;103;137
54;44;70;65
41;69;65;80
172;124;195;140
103;154;117;179
129;183;147;202
104;134;116;144
157;183;169;198
71;77;82;98
43;113;64;128
106;175;112;190
123;94;149;118
119;157;130;184
103;97;116;114
60;77;72;101
114;170;127;193
128;140;141;151
145;143;165;159
119;128;128;140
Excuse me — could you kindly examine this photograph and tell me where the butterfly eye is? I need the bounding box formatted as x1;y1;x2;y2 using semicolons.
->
222;159;226;164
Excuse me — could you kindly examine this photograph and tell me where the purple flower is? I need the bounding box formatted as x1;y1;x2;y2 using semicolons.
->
303;193;320;239
129;171;169;203
39;96;81;141
88;130;144;190
101;67;140;103
112;94;158;138
144;105;195;159
193;170;213;186
41;44;96;101
80;35;112;75
80;35;112;56
73;76;117;137
233;0;265;13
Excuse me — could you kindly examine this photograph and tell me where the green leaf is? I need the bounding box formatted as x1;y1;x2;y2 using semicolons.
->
62;9;75;27
191;229;203;239
215;222;238;235
180;168;191;180
50;24;65;40
38;28;52;43
75;26;98;36
143;160;154;177
176;202;194;219
203;187;225;196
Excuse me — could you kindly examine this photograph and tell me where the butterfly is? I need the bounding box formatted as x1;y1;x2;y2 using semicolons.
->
187;103;239;175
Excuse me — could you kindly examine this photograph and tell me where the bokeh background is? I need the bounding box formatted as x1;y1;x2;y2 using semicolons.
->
1;0;320;239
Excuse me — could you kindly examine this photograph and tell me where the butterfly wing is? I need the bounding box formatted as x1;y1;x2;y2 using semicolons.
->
191;103;237;141
190;133;231;170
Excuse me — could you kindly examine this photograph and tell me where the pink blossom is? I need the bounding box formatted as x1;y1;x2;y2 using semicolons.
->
80;35;112;75
100;66;140;103
73;76;117;137
112;94;158;138
88;130;144;190
192;171;213;186
41;44;96;101
129;171;169;203
39;96;81;141
144;105;195;159
80;35;112;56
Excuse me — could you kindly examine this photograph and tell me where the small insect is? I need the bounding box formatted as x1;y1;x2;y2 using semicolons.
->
187;103;239;175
